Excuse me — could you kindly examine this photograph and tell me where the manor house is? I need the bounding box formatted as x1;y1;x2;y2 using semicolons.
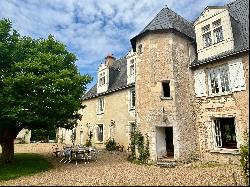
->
58;0;249;163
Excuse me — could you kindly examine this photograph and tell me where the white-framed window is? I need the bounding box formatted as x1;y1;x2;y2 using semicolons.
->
213;27;224;43
130;59;135;75
212;118;237;149
202;32;212;47
96;124;104;142
99;72;106;86
130;88;135;110
97;97;104;113
208;65;230;96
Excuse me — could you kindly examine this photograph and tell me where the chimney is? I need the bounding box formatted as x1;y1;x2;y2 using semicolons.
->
105;53;116;66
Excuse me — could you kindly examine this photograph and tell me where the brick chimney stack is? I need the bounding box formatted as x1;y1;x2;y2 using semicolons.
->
105;53;116;66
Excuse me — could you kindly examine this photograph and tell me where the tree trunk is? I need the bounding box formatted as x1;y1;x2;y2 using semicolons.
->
1;139;14;163
0;127;19;164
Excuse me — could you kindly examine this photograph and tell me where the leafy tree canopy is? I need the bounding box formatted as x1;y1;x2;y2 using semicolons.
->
0;18;92;162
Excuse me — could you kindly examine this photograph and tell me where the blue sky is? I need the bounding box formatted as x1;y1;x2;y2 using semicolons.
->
0;0;232;90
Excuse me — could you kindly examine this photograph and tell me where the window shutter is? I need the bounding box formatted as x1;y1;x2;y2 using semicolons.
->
229;59;246;92
214;119;222;148
194;69;206;97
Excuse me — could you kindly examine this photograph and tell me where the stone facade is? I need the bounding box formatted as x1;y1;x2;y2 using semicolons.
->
192;52;249;163
135;32;199;161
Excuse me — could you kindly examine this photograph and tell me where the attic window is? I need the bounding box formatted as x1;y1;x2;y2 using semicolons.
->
99;72;105;86
137;44;143;54
130;59;135;75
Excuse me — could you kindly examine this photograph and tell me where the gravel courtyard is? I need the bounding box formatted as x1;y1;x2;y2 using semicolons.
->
0;143;247;186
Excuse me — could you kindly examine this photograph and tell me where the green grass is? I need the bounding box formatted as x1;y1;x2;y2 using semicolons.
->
0;153;53;181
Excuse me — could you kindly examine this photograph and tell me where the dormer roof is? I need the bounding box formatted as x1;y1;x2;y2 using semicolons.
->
191;0;249;67
83;57;133;100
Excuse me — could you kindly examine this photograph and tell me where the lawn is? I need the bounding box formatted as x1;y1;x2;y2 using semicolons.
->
0;153;53;181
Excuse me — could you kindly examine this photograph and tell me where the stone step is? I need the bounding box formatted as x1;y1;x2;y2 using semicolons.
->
157;159;177;168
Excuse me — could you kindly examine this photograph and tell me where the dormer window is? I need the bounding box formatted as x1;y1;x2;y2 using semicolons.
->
130;59;135;75
203;32;212;47
99;72;106;86
213;19;223;43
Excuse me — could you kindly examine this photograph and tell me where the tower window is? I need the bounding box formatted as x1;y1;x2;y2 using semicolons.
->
162;81;170;97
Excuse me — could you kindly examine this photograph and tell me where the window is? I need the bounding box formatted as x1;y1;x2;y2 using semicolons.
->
202;32;212;47
162;81;170;98
98;97;104;113
130;88;135;110
138;44;143;54
130;59;135;75
213;27;224;43
97;124;104;142
213;118;237;149
129;122;136;134
80;131;83;145
99;72;105;86
208;65;230;96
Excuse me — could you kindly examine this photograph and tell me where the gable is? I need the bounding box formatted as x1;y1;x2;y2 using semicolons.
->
194;7;227;25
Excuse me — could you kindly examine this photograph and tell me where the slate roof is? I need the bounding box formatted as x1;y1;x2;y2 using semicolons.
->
191;0;249;67
83;58;134;100
130;7;195;51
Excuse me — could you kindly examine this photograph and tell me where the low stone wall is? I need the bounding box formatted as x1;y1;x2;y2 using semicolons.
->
0;143;64;155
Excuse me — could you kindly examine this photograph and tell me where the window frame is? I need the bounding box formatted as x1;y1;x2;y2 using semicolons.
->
130;88;136;110
212;117;238;150
207;65;231;97
97;97;105;114
99;72;106;86
96;124;104;143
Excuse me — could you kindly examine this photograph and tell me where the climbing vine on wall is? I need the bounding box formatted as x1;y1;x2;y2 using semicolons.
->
128;129;150;164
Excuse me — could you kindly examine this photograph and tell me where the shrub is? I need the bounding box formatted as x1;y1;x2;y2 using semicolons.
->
240;143;249;183
105;138;117;151
128;129;150;164
85;131;93;147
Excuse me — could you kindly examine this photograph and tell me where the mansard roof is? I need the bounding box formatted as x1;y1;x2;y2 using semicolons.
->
130;7;195;51
191;0;249;67
83;58;134;100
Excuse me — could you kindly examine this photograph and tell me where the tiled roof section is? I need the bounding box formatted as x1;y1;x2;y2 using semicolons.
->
130;7;195;50
228;0;249;51
139;7;195;39
83;58;134;100
191;0;249;67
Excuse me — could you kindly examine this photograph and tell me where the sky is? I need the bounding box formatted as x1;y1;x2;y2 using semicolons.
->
0;0;232;90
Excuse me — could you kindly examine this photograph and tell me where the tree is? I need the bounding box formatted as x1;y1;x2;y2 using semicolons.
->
0;19;92;163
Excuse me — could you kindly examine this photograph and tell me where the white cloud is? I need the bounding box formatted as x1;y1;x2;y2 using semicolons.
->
0;0;233;89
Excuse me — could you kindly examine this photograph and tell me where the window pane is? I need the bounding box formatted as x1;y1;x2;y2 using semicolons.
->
214;27;223;43
97;125;103;142
131;89;135;109
220;67;230;93
162;82;170;97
